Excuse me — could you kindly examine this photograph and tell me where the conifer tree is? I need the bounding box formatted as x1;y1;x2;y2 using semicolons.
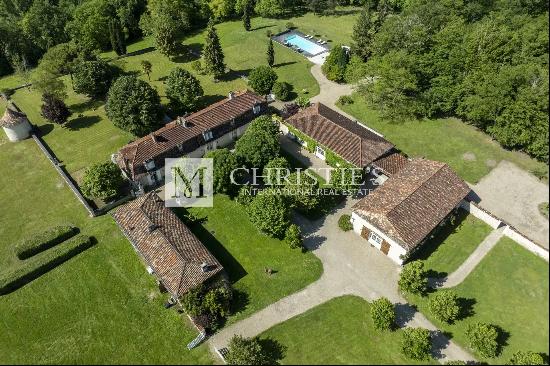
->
243;2;251;31
267;39;275;67
203;19;226;79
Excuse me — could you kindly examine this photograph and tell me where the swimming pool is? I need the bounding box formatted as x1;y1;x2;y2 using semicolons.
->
285;35;327;56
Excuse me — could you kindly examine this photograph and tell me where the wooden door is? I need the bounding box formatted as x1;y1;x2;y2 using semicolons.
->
380;241;390;255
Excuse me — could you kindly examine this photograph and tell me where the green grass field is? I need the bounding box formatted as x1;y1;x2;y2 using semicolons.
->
412;210;493;276
185;195;323;324
0;134;213;364
406;238;549;364
259;295;437;365
339;95;548;184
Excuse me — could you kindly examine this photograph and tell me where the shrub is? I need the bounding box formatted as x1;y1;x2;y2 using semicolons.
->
465;322;499;358
401;327;432;360
429;290;461;323
41;94;71;125
15;226;79;260
191;60;204;75
81;161;124;200
165;67;204;113
263;157;291;186
296;96;310;108
338;214;353;231
285;224;303;249
0;235;93;295
248;189;290;238
337;95;354;106
284;171;321;213
273;81;292;101
246;115;279;137
236;185;255;206
398;261;428;295
180;283;232;330
285;22;294;30
508;351;545;365
73;59;113;98
105;75;162;136
226;335;272;365
248;65;278;95
371;297;395;331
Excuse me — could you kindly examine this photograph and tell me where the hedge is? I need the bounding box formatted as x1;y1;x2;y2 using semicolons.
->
15;225;79;260
0;235;93;295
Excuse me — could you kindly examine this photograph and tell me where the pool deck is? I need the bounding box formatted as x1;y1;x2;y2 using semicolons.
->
272;30;330;65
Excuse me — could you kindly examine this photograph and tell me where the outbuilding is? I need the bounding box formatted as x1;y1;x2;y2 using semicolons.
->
1;106;32;142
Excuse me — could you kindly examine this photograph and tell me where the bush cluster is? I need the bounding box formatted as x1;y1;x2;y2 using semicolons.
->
338;214;353;231
15;225;79;260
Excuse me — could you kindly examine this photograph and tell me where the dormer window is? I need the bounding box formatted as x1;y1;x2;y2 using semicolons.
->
144;159;156;171
253;104;261;114
230;118;235;126
202;130;213;141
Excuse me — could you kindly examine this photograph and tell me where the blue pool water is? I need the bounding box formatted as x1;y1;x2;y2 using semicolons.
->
285;35;327;55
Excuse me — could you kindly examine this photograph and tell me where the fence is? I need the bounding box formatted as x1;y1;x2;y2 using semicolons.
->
461;199;549;262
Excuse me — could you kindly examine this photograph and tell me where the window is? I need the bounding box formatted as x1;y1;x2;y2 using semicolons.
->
368;231;383;246
253;104;261;114
202;130;213;141
315;146;326;158
144;159;155;171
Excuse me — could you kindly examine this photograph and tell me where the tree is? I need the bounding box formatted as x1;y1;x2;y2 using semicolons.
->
322;45;349;82
141;60;152;81
66;0;113;53
208;0;236;20
398;261;428;295
225;335;273;365
263;157;291;186
105;75;162;136
246;115;279;137
401;328;432;360
428;290;460;324
267;39;275;67
41;94;71;125
508;351;545;365
329;165;362;191
242;1;251;31
36;43;79;87
338;214;353;231
109;18;127;56
31;69;67;100
371;297;395;331
203;19;226;79
235;128;279;170
273;81;292;101
284;171;321;213
254;0;285;18
248;189;290;238
285;224;303;249
249;66;278;96
21;0;69;51
73;59;113;99
205;148;241;194
165;67;204;113
351;7;384;62
465;323;499;358
81;162;124;200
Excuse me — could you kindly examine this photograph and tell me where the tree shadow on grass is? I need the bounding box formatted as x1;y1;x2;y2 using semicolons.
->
430;329;455;361
37;123;54;136
257;337;287;365
69;99;104;114
219;68;253;82
274;61;297;68
252;24;276;31
495;325;510;356
200;94;226;108
65;115;101;131
230;288;250;315
457;297;477;320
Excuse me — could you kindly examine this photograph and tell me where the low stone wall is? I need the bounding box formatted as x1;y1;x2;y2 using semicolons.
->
459;200;502;229
461;199;548;262
503;226;549;261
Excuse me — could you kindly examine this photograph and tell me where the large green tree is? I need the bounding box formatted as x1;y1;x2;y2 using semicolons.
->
235;128;279;170
401;328;432;361
203;19;226;78
165;67;204;113
73;59;113;99
225;335;277;365
248;65;278;95
81;162;124;200
204;148;241;194
105;75;162;136
248;189;290;238
21;0;69;51
321;45;349;83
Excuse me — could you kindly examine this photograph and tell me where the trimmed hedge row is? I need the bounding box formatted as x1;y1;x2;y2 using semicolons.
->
15;225;79;260
0;235;93;295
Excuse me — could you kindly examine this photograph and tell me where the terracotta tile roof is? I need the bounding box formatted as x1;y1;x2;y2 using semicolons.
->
372;152;410;176
112;192;223;297
116;90;266;179
1;107;29;128
284;103;394;167
353;159;471;251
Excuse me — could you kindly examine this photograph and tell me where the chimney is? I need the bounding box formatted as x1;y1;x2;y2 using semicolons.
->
151;133;158;143
228;91;235;100
177;116;189;127
201;262;210;273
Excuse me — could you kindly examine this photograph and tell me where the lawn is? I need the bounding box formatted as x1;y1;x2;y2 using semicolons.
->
259;295;437;365
411;210;493;276
184;195;323;324
406;237;549;364
339;95;548;184
0;135;213;364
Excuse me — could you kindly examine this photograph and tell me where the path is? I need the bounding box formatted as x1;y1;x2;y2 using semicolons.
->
429;227;505;289
472;161;549;248
208;198;475;363
309;64;354;117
